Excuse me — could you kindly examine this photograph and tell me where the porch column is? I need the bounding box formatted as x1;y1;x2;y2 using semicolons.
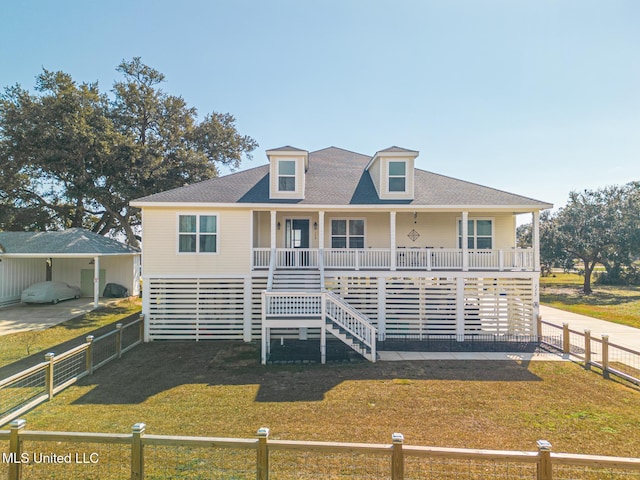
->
318;211;325;250
93;256;100;308
532;211;540;271
461;211;469;271
390;211;397;271
270;210;277;250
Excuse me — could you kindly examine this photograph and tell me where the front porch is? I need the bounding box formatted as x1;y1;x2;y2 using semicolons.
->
251;209;541;273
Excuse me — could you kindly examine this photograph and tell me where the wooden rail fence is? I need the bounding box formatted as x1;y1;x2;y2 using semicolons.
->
0;316;144;427
1;421;640;479
539;317;640;386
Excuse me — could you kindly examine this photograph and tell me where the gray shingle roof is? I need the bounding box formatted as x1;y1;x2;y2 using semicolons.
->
0;228;139;255
132;146;552;208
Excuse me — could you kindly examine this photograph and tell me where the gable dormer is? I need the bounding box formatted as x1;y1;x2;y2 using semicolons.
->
366;146;419;200
266;146;309;200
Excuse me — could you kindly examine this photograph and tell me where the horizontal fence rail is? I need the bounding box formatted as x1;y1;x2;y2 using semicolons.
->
2;421;640;479
540;318;640;386
253;247;535;271
0;316;144;428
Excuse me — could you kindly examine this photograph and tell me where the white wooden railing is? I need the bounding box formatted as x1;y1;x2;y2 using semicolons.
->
324;290;376;361
263;291;323;317
253;248;535;271
262;291;376;362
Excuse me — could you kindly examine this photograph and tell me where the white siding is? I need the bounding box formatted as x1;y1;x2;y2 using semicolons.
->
142;207;252;276
0;258;45;306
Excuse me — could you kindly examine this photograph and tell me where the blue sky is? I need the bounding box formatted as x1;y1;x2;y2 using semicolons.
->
2;0;639;212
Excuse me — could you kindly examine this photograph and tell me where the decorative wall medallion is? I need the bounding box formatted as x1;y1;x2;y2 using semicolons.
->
407;229;420;242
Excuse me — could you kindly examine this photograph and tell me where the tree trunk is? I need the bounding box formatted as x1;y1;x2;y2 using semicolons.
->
583;261;594;295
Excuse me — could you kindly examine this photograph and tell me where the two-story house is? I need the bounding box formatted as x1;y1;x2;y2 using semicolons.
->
131;146;552;363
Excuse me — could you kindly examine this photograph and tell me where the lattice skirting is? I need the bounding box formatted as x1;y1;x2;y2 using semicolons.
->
144;274;537;341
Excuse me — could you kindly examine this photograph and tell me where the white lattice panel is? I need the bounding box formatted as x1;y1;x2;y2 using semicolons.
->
147;278;246;340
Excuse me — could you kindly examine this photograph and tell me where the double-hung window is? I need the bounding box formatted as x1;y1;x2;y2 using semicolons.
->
278;160;296;192
458;219;492;249
178;214;218;253
388;161;406;192
331;219;365;248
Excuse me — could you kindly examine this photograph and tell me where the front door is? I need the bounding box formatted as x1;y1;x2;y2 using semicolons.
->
284;219;310;266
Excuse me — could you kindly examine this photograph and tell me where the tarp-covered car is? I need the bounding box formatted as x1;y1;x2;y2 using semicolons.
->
21;281;82;304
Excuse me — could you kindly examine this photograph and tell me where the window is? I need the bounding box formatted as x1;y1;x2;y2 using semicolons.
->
278;160;296;192
458;219;492;249
388;161;406;192
178;214;217;253
331;219;365;248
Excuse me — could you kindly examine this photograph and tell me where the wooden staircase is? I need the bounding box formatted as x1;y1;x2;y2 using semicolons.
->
263;267;376;363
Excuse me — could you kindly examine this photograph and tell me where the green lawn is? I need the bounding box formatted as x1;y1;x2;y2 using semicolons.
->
541;273;640;329
17;342;640;458
0;297;141;369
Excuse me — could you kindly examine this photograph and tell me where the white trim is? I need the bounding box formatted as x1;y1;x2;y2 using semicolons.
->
176;212;220;255
386;160;408;194
328;217;366;249
276;159;297;193
456;216;495;249
130;201;554;211
282;216;313;249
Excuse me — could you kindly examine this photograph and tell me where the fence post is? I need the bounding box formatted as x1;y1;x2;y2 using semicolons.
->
45;352;55;400
8;419;26;480
131;423;146;480
86;335;94;375
139;314;145;343
116;323;123;358
256;427;270;480
536;440;552;480
562;323;570;356
536;315;542;341
601;335;610;379
391;433;404;480
584;330;591;370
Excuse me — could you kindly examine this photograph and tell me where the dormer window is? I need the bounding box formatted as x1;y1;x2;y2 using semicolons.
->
366;147;418;200
278;160;296;192
388;161;406;192
267;147;308;199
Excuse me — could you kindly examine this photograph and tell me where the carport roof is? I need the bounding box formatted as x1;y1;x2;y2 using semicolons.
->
0;228;139;257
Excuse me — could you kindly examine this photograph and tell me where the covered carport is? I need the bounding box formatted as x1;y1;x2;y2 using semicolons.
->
0;228;140;308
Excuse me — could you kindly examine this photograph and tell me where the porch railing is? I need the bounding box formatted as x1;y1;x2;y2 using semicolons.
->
253;248;535;271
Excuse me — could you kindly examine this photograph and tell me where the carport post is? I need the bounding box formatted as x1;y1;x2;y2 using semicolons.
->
93;256;100;308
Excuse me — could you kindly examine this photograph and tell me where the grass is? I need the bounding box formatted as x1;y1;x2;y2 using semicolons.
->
0;297;141;369
18;341;640;458
540;272;640;329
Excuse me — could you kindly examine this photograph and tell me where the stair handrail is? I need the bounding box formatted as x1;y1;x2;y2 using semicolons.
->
324;290;376;361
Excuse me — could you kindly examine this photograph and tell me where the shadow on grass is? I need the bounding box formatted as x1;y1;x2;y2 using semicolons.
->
72;341;543;404
0;313;140;379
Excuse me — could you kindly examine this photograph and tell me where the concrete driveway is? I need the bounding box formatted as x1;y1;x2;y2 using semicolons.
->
539;305;640;352
0;298;121;336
